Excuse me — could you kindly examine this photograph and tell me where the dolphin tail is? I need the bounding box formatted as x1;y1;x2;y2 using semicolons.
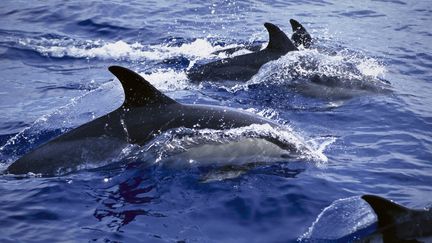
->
289;19;312;48
108;66;177;108
264;22;298;53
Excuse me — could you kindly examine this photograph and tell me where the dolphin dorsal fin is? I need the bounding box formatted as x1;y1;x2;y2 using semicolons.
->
362;195;411;228
290;19;312;48
108;66;176;108
264;22;298;53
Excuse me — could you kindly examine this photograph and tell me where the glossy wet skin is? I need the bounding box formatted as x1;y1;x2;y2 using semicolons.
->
187;50;284;82
7;66;311;176
7;99;275;175
211;19;312;56
118;103;274;144
360;195;432;242
187;22;298;82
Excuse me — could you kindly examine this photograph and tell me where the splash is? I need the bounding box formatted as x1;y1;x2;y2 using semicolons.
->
356;57;387;77
139;69;191;91
0;81;122;163
17;37;246;61
299;196;376;241
19;38;145;60
231;48;389;97
154;39;219;59
243;107;280;121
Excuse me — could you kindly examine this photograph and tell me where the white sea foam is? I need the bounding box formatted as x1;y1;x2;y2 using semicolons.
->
230;48;389;95
139;69;191;91
243;107;280;121
18;37;247;61
356;57;386;78
152;39;218;59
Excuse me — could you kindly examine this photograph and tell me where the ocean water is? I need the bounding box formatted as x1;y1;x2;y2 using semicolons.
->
0;0;431;242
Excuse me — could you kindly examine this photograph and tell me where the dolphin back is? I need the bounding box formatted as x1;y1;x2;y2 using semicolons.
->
362;194;411;228
362;194;432;241
7;66;180;175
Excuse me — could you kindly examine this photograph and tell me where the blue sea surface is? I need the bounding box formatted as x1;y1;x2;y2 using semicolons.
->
0;0;431;242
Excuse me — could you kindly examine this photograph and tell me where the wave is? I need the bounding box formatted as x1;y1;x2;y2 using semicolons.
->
6;31;390;102
14;36;246;61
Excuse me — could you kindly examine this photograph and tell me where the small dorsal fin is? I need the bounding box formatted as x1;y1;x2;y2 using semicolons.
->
108;66;176;108
290;19;312;48
264;22;298;53
362;195;411;228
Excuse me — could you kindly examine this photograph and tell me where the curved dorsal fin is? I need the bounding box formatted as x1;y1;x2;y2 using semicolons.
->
290;19;312;48
362;195;411;228
108;66;176;108
264;22;298;53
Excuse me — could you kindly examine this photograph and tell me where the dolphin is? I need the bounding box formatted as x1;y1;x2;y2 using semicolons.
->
211;19;312;56
289;19;312;48
6;66;307;175
287;74;392;100
360;194;432;242
187;22;298;82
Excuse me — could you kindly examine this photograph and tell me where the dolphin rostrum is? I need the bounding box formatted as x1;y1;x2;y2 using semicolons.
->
7;66;309;175
361;194;432;242
187;22;298;82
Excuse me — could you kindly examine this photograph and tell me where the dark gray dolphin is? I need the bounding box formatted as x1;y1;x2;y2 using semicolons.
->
289;74;391;100
290;19;312;48
187;22;298;82
7;66;303;175
361;194;432;242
